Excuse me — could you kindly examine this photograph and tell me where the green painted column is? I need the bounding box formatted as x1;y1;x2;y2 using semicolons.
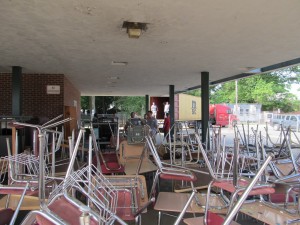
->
145;95;149;112
201;71;210;149
12;66;22;116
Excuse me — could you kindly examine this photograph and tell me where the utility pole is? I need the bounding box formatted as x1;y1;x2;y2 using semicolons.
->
235;80;238;114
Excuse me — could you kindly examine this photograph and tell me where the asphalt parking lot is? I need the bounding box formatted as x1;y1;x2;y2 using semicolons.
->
156;123;299;147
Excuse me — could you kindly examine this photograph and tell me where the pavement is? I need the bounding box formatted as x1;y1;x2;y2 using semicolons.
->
156;123;300;147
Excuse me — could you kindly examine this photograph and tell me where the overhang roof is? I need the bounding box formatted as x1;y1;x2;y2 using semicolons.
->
1;1;300;96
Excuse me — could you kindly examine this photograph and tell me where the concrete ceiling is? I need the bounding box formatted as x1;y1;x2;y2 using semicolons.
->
1;0;300;96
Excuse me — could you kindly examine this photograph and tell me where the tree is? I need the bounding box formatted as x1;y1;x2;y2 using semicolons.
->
80;96;146;117
80;96;90;110
95;96;118;114
114;96;146;116
185;89;201;97
210;68;300;112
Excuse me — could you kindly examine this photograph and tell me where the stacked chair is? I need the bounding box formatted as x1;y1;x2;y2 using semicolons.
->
19;126;153;225
145;135;200;225
181;133;275;225
0;116;70;225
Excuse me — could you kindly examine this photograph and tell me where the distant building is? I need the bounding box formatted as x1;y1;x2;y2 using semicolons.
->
226;103;262;123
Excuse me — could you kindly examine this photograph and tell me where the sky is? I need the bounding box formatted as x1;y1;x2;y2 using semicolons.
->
290;84;300;99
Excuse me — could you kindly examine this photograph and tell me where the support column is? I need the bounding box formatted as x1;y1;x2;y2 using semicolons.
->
89;96;95;119
145;95;149;113
12;66;22;116
169;85;175;139
201;71;210;149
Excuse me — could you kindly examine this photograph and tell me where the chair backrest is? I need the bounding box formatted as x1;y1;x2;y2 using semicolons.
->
49;165;119;224
194;133;219;180
129;118;142;126
194;133;254;181
145;135;163;171
289;147;300;173
223;153;274;225
127;125;146;144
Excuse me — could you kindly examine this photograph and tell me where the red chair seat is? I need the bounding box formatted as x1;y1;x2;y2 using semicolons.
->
115;189;140;221
48;197;98;225
101;162;125;174
160;172;197;182
93;153;124;174
269;193;294;203
0;208;14;225
183;211;240;225
36;214;55;225
206;211;225;225
0;182;39;196
213;179;275;195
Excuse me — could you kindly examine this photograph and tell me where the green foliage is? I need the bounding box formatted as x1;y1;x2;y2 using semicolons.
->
114;96;146;116
95;96;118;114
80;96;146;117
80;96;90;110
210;67;300;112
185;89;201;97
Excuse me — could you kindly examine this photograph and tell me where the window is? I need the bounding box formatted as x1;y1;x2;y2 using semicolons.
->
226;109;232;114
191;101;196;115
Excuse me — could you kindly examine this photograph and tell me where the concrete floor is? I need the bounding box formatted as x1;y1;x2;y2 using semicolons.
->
9;169;265;225
137;171;265;225
140;209;264;225
7;124;291;224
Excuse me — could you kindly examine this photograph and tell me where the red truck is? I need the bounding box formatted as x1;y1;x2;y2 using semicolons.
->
209;104;237;126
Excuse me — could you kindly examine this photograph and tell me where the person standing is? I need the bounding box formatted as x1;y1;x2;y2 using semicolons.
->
146;110;158;137
164;101;170;117
163;113;170;140
151;102;158;118
124;112;136;133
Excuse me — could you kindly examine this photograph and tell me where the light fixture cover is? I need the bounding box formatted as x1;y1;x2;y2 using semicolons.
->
128;28;142;38
122;21;147;39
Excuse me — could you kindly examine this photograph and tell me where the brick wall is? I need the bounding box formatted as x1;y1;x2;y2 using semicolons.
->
22;74;64;120
0;74;12;115
0;73;81;122
64;76;81;119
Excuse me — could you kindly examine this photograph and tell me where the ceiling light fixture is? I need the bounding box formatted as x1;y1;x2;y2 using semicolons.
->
106;76;120;80
111;61;128;66
122;21;148;39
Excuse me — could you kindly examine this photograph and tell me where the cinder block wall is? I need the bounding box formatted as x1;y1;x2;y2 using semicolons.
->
0;73;81;121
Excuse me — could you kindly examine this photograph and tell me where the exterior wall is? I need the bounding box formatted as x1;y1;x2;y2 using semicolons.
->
0;73;81;123
22;74;64;120
0;74;12;115
227;103;262;123
176;93;201;121
64;76;81;120
150;94;202;121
